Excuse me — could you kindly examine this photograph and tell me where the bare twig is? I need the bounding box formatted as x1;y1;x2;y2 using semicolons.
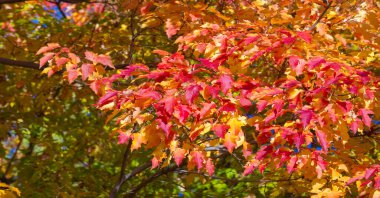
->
109;141;132;198
309;1;332;31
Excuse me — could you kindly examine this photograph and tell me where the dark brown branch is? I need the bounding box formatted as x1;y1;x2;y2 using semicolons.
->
0;57;40;70
56;0;67;19
109;141;132;198
309;1;332;31
125;164;179;198
109;161;151;198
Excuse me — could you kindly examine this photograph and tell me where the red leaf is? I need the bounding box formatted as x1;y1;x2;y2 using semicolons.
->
121;64;149;77
243;35;260;45
282;36;296;45
97;91;117;107
316;130;329;153
243;162;256;176
39;52;55;68
151;157;160;169
256;100;268;112
299;109;314;128
96;54;114;68
219;102;236;113
212;124;229;138
176;105;191;123
308;57;326;69
117;131;131;144
161;96;177;114
81;63;95;81
36;43;60;55
359;108;374;127
287;156;298;173
173;148;186;166
297;31;312;43
158;119;172;138
219;74;233;94
165;19;180;38
206;159;215;176
199;58;220;70
67;70;79;84
256;145;273;160
365;168;376;179
185;85;201;104
289;56;305;75
375;176;380;188
191;151;204;171
199;102;216;119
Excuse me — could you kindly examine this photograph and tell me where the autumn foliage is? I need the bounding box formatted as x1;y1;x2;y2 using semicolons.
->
1;0;380;197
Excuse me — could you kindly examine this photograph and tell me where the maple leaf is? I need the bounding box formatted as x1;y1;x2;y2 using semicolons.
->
165;19;180;38
297;31;312;43
358;108;374;127
308;57;326;69
36;43;60;55
39;52;55;68
206;159;215;176
256;145;273;160
212;124;229;138
316;130;329;153
173;148;186;166
287;156;298;174
67;70;79;84
191;151;204;171
185;85;201;104
219;74;233;94
298;109;314;128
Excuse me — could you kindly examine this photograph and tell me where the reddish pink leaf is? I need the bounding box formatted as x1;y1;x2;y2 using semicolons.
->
36;43;60;55
96;54;114;68
67;70;79;84
81;63;94;81
297;31;312;43
192;151;204;171
199;102;216;119
365;168;376;179
151;157;160;169
316;130;329;153
243;162;256;176
359;108;374;127
282;36;296;45
299;109;314;128
165;19;179;38
121;64;149;77
39;52;55;68
176;105;191;123
219;102;236;113
256;100;268;112
158;119;172;138
308;57;326;69
97;91;117;107
212;124;229;138
287;156;298;173
199;58;220;70
185;85;201;104
256;145;273;160
375;176;380;188
219;74;233;94
206;159;215;176
117;131;131;144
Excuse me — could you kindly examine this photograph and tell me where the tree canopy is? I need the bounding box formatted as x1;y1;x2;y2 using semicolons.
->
0;0;379;197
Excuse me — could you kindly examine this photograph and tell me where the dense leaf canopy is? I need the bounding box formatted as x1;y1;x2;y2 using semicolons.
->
0;0;379;197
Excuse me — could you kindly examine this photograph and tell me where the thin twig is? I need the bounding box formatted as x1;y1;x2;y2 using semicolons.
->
309;1;332;31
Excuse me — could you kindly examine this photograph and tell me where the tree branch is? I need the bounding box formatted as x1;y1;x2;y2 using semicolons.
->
109;161;151;198
109;141;132;198
309;1;332;31
124;164;179;198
